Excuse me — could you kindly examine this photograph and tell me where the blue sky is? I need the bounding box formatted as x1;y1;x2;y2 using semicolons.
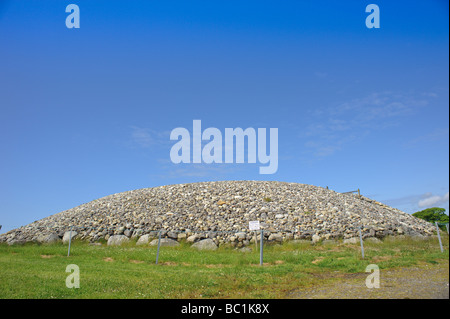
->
0;0;448;234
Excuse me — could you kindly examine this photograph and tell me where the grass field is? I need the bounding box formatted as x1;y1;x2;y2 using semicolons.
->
0;236;448;298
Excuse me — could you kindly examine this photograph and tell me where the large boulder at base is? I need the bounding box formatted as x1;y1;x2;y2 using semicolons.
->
136;234;151;246
38;233;61;244
7;239;26;246
343;237;359;244
149;238;180;247
191;238;218;251
107;235;130;246
62;231;78;244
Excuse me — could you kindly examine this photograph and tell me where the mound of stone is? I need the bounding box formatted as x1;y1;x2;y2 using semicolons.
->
0;181;435;246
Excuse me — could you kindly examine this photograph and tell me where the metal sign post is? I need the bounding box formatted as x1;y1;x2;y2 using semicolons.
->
67;226;73;257
260;229;264;266
358;226;365;259
156;230;162;264
435;222;443;253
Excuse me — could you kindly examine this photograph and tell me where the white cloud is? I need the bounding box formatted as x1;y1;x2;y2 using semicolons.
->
418;192;449;208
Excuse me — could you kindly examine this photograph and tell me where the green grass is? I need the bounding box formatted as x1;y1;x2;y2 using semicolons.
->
0;236;448;299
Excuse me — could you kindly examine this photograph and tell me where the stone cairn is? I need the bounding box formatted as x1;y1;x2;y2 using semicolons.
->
0;181;435;248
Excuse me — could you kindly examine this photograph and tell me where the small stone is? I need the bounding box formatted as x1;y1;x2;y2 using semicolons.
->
268;233;283;242
149;231;159;238
167;231;178;239
123;229;132;238
285;233;294;241
312;234;321;244
187;234;199;243
236;232;246;241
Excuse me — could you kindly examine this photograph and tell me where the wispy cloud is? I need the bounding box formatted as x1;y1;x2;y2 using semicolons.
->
418;191;449;208
382;193;425;208
329;91;428;128
302;91;433;157
130;126;171;148
381;191;449;214
403;127;449;149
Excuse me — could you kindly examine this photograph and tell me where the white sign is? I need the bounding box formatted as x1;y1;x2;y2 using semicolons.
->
249;220;260;231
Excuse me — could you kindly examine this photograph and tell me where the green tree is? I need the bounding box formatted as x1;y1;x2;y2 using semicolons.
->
413;207;449;230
